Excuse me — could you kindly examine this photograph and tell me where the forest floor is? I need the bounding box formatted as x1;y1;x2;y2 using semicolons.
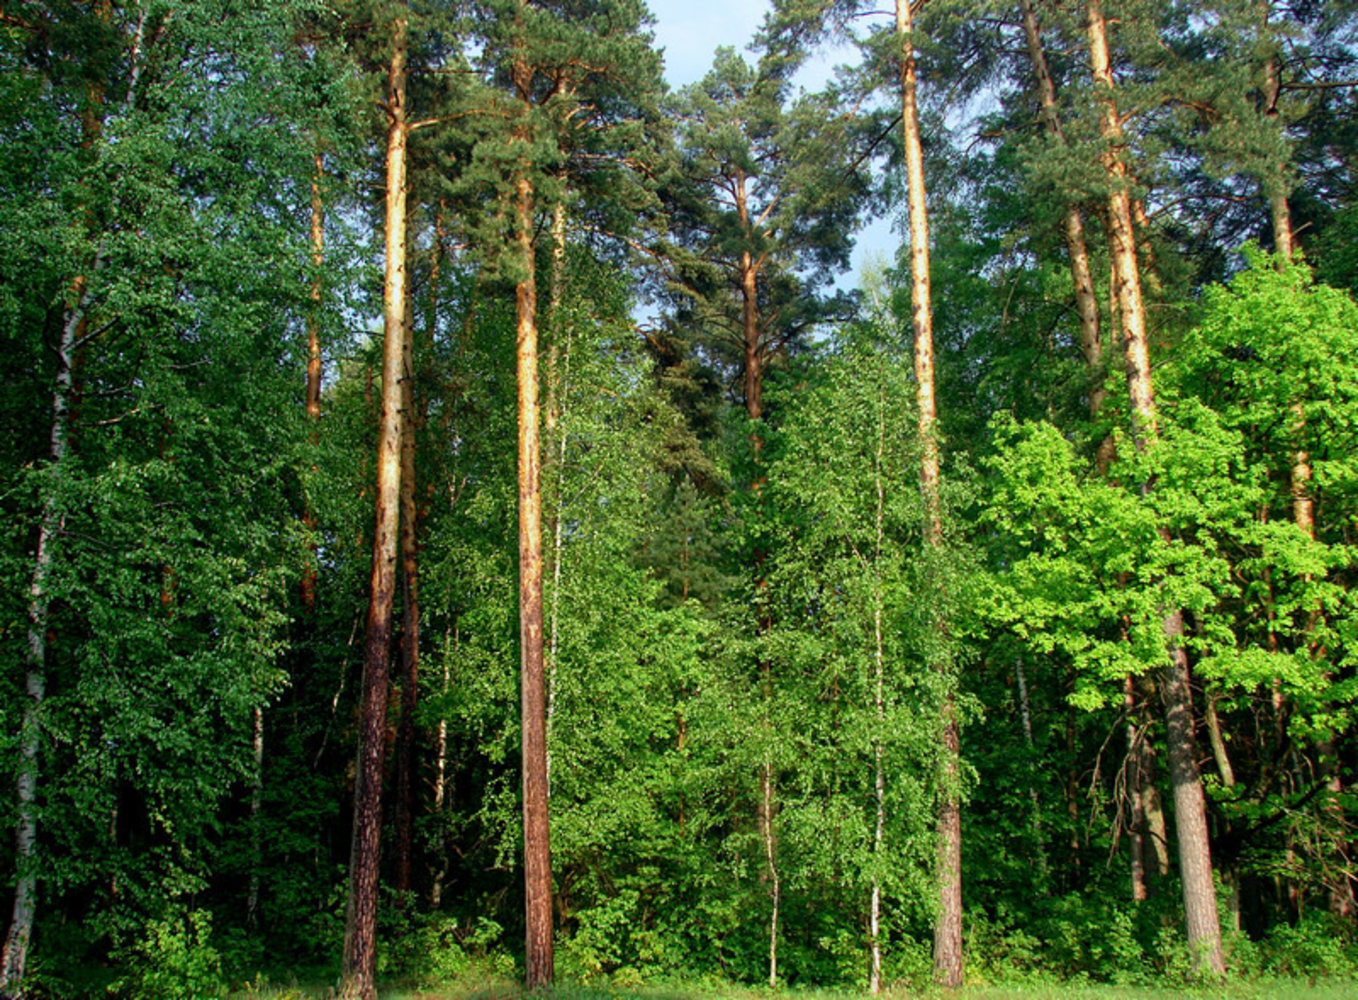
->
233;978;1358;1000
398;984;1358;1000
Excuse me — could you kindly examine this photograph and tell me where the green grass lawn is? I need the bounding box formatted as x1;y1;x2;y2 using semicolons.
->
232;976;1358;1000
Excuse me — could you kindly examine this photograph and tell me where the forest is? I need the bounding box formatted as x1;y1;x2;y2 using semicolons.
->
3;0;1358;997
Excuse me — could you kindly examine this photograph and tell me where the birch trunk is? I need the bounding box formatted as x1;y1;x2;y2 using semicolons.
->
340;18;408;999
0;275;83;999
247;707;265;931
0;9;148;985
430;623;454;910
869;375;887;995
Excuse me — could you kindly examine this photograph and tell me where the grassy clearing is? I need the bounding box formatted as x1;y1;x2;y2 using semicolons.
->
395;984;1358;1000
229;977;1358;1000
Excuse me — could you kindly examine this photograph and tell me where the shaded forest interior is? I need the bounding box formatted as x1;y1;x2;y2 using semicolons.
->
3;0;1358;996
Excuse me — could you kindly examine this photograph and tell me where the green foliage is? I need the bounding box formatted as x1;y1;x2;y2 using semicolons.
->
6;0;1358;991
110;909;227;1000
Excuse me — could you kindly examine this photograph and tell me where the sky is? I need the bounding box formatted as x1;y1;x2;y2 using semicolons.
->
647;0;768;89
644;0;900;284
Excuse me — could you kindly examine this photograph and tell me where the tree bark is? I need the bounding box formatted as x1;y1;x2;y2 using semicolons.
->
1124;675;1148;902
394;268;420;901
869;382;887;994
896;0;961;985
1087;0;1224;975
0;274;84;1000
1016;660;1049;883
340;18;408;1000
1261;52;1296;261
1161;630;1226;972
545;199;569;793
247;706;265;932
431;623;454;911
514;150;554;989
301;151;325;611
1017;0;1103;417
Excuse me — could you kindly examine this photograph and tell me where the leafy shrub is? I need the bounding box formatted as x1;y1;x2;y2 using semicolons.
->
110;909;227;1000
1256;915;1358;982
378;909;512;988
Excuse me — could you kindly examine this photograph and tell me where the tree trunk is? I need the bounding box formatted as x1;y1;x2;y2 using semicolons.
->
1261;53;1296;261
896;0;961;984
339;19;408;999
1087;0;1224;974
760;757;781;988
430;622;454;911
515;159;554;988
394;271;420;901
1016;660;1049;883
1017;0;1103;417
869;389;887;994
545;199;569;793
741;249;762;424
301;151;325;611
0;275;84;1000
0;8;144;983
1124;675;1148;902
1162;631;1226;972
247;706;265;932
1143;752;1171;879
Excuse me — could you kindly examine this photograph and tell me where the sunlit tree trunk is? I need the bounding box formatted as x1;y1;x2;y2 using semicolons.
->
512;46;553;978
340;17;408;999
1261;50;1295;261
1087;0;1224;974
545;198;569;792
731;165;781;987
895;0;960;985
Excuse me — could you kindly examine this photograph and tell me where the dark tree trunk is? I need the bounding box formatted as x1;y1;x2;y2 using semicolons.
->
394;269;420;901
340;18;409;1000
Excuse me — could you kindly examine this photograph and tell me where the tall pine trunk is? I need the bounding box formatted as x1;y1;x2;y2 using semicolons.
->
340;18;409;999
1086;0;1224;974
895;0;961;985
1017;0;1102;416
514;156;554;994
545;197;569;789
394;272;421;901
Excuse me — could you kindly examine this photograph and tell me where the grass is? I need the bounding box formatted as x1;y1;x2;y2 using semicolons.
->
230;976;1358;1000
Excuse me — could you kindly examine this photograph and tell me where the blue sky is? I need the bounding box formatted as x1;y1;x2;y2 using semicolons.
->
647;0;767;89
